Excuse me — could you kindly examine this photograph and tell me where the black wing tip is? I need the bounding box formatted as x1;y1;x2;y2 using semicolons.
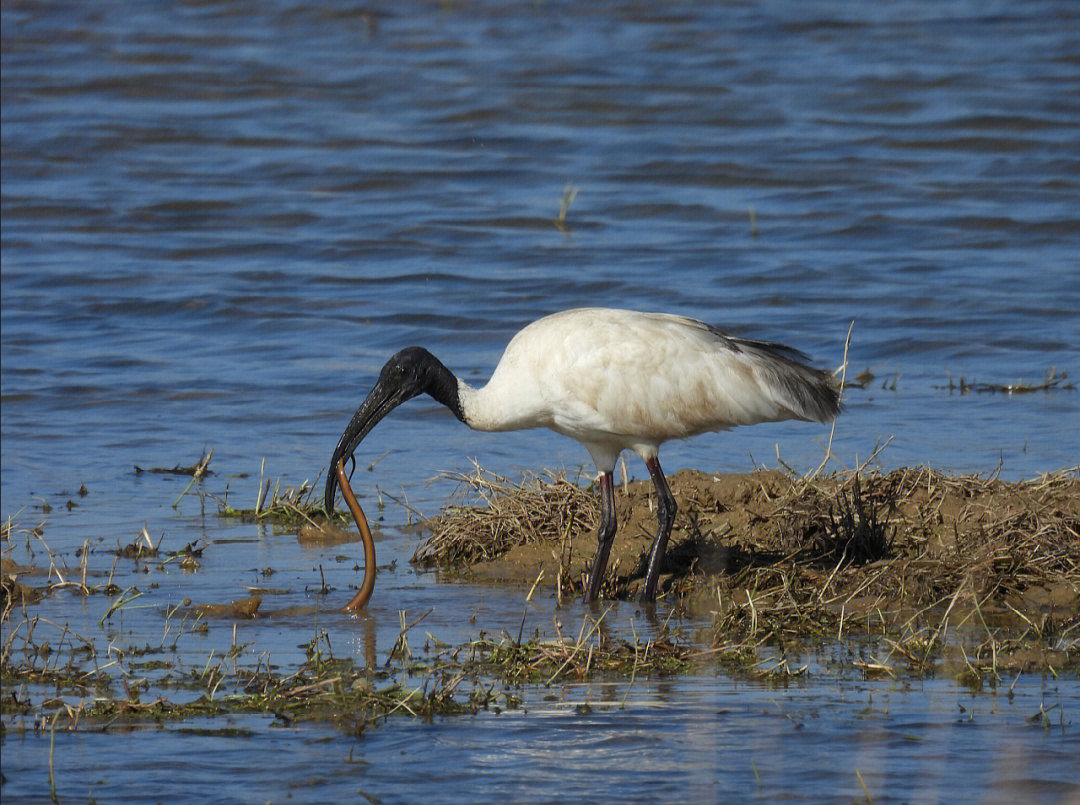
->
808;369;843;423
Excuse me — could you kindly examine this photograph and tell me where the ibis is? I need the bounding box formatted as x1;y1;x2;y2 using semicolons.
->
325;307;841;609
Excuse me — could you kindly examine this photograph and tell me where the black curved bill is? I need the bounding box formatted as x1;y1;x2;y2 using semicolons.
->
324;380;411;513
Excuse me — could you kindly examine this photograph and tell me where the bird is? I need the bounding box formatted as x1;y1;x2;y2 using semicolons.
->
325;307;841;605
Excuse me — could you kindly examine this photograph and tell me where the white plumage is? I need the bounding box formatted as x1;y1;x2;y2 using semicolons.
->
326;307;840;604
460;308;837;471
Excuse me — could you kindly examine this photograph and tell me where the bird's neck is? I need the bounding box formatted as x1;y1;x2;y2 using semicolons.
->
423;356;466;423
423;353;547;433
455;375;547;433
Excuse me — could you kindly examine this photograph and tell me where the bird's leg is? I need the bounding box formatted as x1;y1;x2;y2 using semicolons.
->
640;457;676;603
583;471;617;603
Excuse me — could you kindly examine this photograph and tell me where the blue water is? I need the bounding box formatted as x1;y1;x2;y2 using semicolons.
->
3;1;1079;803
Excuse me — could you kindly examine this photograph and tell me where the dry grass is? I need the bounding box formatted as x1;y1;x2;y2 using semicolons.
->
416;463;599;567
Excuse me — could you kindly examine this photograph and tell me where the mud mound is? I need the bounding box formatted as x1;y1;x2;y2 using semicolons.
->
416;465;1079;672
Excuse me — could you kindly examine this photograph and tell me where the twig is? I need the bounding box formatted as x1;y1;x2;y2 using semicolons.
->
808;319;854;480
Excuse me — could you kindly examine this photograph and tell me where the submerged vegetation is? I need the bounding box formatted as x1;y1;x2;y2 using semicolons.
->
2;596;691;734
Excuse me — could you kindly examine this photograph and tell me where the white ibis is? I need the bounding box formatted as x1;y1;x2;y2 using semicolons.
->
325;307;841;606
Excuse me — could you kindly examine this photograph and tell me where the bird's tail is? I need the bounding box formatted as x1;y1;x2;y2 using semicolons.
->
738;338;842;423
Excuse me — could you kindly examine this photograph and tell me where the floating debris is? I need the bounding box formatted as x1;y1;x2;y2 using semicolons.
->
937;368;1074;395
135;449;214;476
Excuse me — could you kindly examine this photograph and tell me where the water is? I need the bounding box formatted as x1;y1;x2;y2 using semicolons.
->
3;676;1077;804
2;1;1079;802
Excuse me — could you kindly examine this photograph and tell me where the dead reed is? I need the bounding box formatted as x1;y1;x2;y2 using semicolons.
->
415;463;599;567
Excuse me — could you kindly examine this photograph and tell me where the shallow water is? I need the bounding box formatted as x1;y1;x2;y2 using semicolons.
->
2;0;1079;802
4;674;1078;805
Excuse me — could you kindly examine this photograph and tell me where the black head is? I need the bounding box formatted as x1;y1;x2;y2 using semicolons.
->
324;347;461;512
375;347;443;399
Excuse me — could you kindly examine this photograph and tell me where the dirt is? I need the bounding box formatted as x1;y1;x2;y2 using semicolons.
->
1;557;48;606
297;522;364;547
191;595;263;619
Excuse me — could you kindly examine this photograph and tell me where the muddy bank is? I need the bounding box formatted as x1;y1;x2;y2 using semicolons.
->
417;466;1079;673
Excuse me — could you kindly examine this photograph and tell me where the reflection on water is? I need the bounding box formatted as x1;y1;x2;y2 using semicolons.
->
2;0;1078;802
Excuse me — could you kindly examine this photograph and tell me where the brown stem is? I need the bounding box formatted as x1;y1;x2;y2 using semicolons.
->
335;458;376;612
